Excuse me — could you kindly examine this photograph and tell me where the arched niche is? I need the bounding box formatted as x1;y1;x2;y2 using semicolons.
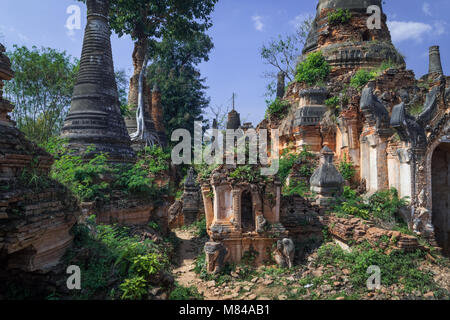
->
431;142;450;255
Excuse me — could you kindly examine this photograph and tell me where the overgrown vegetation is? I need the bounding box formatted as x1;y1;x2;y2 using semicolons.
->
315;242;447;297
337;154;356;182
283;180;311;198
325;96;340;110
64;216;173;300
169;283;204;300
278;147;315;185
295;51;330;86
350;61;399;90
229;165;267;183
333;186;409;226
182;217;208;238
328;9;352;25
265;97;290;120
43;138;171;203
350;69;377;90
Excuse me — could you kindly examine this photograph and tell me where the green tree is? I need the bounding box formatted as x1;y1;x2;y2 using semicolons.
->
146;32;213;137
260;16;313;97
295;51;330;86
4;45;79;145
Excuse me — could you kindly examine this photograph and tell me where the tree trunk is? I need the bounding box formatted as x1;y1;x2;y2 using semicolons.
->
128;37;148;108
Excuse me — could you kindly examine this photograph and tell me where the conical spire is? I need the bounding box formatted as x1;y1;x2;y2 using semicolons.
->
61;0;135;162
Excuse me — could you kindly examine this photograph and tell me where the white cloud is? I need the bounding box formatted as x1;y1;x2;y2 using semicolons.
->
422;2;432;16
388;21;432;43
0;25;29;44
433;21;447;36
252;15;264;32
289;13;313;29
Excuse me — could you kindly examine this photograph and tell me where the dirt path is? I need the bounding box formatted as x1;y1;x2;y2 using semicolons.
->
172;229;216;300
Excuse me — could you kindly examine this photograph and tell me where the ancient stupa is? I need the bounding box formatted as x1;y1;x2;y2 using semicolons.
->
61;0;135;162
302;0;405;70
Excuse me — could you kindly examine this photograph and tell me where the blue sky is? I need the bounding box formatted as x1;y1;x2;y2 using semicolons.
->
0;0;448;126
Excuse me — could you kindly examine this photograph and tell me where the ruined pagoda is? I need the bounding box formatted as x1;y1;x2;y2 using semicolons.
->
302;0;405;70
271;0;450;250
61;0;135;162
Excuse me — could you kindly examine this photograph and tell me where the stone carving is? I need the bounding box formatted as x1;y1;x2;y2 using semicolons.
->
310;146;345;205
61;0;135;162
255;214;267;233
273;238;295;268
204;242;228;274
391;86;439;147
360;83;390;131
412;190;434;237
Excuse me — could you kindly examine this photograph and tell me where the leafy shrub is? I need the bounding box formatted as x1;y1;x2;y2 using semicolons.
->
18;166;51;191
64;218;172;300
350;69;377;90
278;146;315;185
265;98;290;119
328;9;352;25
325;96;340;109
333;186;370;219
367;188;409;223
119;276;148;300
278;150;300;185
46;141;170;202
295;51;330;86
194;217;208;238
230;165;264;183
333;186;408;224
130;253;165;277
169;284;204;300
283;180;310;197
338;154;356;181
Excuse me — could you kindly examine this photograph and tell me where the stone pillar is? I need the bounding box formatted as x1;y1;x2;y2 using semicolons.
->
429;46;443;75
276;71;285;99
232;189;242;230
182;168;200;225
61;0;135;162
201;186;214;231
